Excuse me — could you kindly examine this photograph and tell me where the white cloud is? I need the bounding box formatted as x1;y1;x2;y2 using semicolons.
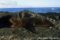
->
0;0;60;8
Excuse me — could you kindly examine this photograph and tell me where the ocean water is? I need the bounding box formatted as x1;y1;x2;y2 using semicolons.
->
0;7;60;13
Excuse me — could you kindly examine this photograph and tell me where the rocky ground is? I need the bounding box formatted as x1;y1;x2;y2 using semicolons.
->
0;25;60;40
0;13;60;40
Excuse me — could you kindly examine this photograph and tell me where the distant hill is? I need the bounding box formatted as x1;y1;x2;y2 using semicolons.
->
0;10;60;20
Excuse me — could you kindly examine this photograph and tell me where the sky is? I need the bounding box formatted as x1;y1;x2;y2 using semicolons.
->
0;0;60;8
0;0;60;13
